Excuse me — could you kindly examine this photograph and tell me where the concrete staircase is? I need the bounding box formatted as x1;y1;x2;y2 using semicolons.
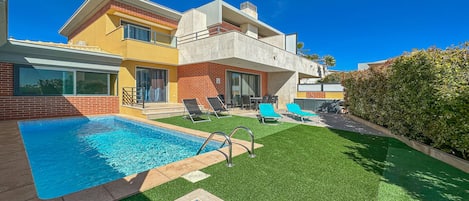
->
142;103;186;119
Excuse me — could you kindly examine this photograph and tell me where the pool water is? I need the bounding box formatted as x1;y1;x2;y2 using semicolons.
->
18;116;221;199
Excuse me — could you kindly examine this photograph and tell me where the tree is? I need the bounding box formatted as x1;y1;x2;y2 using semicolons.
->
296;42;337;77
323;55;336;67
305;54;320;61
297;42;309;56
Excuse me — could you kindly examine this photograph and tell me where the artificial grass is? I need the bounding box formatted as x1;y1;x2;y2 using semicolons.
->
122;118;469;201
155;115;298;140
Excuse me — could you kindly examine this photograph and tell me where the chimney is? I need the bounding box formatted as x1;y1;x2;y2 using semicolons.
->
240;1;257;19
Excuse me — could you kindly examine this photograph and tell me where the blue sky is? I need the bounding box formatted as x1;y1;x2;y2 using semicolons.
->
7;0;469;71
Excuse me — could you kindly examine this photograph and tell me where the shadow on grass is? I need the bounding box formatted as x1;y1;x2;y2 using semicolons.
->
328;128;469;201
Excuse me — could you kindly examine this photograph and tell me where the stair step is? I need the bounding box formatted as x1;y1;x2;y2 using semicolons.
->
145;110;186;119
143;107;185;114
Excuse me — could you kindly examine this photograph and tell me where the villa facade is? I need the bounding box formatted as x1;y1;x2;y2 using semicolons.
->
0;0;323;120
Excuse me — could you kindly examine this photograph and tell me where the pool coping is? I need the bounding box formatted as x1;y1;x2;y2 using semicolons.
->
0;114;263;201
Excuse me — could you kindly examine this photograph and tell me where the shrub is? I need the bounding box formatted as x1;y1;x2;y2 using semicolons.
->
343;43;469;159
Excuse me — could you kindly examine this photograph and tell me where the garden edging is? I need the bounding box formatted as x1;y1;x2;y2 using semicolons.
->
346;114;469;173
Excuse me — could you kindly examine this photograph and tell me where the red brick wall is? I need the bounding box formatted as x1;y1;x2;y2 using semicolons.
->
69;0;178;39
306;92;326;98
0;62;119;120
0;96;119;120
220;21;242;32
178;62;268;109
0;63;14;96
111;1;178;28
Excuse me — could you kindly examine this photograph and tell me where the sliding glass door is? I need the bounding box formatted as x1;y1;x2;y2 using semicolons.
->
136;67;167;103
227;71;260;105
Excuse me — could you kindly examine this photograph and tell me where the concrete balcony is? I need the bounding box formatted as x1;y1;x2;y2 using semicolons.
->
178;31;321;77
103;25;178;65
121;39;178;65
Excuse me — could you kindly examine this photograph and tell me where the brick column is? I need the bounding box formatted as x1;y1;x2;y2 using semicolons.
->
0;63;14;96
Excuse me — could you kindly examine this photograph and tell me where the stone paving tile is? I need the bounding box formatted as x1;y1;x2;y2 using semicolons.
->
62;186;114;201
0;151;28;163
0;166;33;194
193;151;228;166
233;110;386;137
156;158;208;180
103;169;171;200
175;188;223;201
27;197;63;201
0;184;37;201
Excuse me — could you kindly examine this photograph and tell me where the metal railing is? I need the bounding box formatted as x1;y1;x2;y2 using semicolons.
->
122;87;145;108
177;25;231;45
123;24;177;48
196;126;256;167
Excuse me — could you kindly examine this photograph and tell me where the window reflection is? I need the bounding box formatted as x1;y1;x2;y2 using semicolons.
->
16;66;73;95
77;72;108;95
14;65;115;96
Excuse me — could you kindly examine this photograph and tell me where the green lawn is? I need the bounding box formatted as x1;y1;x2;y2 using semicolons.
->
156;115;298;141
123;115;469;201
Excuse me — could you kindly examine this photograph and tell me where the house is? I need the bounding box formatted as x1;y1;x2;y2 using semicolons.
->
58;0;183;118
0;0;122;120
175;0;321;109
0;0;323;120
357;60;388;70
60;0;322;115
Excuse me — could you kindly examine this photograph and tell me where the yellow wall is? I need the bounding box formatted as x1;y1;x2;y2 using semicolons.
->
325;92;344;99
119;60;178;104
68;8;180;118
122;40;178;64
296;92;307;98
69;12;178;65
119;106;147;119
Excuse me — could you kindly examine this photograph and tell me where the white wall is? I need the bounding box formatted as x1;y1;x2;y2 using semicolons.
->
241;23;258;39
259;35;285;50
285;33;297;54
175;9;209;43
268;71;297;109
196;0;222;27
178;32;320;77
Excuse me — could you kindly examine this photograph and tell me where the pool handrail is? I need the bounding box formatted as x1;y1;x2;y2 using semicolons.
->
221;126;256;158
196;131;233;167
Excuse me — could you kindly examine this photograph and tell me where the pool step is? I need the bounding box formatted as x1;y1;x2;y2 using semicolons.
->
142;103;207;120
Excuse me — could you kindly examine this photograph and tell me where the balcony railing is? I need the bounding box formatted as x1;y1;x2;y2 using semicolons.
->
123;24;177;48
177;26;231;45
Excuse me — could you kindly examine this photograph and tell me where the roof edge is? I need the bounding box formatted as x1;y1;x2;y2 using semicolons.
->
8;39;122;59
221;1;283;35
59;0;182;37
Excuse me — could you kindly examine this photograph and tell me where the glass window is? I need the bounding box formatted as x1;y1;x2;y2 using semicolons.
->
14;65;115;96
122;21;151;42
76;72;108;95
227;71;260;104
15;65;73;95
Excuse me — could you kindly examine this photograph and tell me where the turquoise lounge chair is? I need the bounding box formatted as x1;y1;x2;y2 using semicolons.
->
286;103;318;123
258;103;282;124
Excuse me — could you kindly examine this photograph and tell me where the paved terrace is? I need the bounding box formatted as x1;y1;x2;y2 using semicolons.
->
231;109;387;137
0;112;384;201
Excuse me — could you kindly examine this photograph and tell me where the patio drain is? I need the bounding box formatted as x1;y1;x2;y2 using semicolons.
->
181;170;211;183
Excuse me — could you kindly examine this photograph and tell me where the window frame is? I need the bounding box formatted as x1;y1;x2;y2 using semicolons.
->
13;64;116;96
121;20;152;42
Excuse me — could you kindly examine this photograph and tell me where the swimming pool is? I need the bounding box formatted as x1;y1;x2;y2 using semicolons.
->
18;116;221;199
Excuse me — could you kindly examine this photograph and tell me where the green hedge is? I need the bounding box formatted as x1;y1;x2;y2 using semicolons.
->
343;43;469;159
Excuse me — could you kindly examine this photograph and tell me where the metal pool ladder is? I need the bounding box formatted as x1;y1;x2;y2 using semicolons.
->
196;126;256;167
